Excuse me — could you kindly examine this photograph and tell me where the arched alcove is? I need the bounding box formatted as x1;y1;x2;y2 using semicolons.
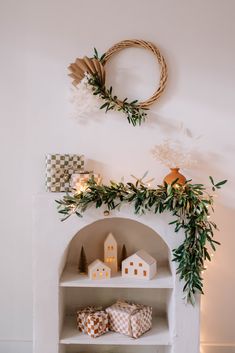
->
59;217;174;343
65;217;171;269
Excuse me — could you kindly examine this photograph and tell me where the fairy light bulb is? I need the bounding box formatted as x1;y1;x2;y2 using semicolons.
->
75;181;88;193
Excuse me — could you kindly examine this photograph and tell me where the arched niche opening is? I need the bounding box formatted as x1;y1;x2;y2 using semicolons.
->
60;217;173;323
65;217;171;270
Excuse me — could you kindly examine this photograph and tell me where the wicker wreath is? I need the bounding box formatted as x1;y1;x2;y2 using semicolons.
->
68;39;168;126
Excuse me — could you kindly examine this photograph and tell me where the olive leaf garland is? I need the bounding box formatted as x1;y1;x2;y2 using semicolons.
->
88;72;148;127
90;48;148;126
56;177;227;305
68;47;160;126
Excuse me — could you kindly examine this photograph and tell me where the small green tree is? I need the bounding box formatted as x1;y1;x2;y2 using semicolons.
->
78;246;88;274
119;244;127;270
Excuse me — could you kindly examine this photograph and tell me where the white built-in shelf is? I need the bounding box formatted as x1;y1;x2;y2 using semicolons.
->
60;316;171;346
60;266;174;289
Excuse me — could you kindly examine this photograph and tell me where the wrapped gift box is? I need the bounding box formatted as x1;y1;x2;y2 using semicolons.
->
70;171;101;191
106;300;152;338
45;154;84;192
70;171;94;191
77;307;109;338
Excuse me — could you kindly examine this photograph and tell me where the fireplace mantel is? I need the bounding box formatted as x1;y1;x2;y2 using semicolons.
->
33;193;200;353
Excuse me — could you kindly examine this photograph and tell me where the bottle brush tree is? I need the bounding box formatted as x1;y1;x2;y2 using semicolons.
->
120;244;127;270
78;245;88;274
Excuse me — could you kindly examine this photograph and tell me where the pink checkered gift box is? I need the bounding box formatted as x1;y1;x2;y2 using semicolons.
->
106;300;152;338
77;307;109;338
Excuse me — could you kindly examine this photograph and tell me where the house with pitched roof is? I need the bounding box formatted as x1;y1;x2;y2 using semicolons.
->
88;259;111;280
121;249;157;280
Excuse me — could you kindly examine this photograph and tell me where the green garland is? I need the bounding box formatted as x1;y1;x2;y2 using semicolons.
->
90;49;148;127
56;176;227;304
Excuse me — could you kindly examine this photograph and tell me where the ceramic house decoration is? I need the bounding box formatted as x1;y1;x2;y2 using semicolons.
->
88;259;111;280
104;233;118;274
122;250;157;280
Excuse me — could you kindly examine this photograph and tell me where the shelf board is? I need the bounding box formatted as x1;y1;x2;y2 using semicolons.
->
60;316;171;346
60;267;173;289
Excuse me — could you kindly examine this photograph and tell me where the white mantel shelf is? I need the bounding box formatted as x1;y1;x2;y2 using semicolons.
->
60;316;171;346
60;267;174;288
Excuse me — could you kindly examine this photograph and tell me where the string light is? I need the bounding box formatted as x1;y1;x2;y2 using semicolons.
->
70;205;77;212
75;182;88;193
71;172;102;194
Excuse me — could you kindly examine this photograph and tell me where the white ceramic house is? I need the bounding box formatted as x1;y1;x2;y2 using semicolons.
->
88;259;111;280
122;249;157;280
104;232;118;274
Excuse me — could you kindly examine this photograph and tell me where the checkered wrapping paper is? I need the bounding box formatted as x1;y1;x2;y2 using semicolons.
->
106;301;152;338
77;307;109;338
86;312;109;338
45;154;84;192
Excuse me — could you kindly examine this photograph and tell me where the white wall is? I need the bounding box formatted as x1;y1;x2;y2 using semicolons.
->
0;0;234;352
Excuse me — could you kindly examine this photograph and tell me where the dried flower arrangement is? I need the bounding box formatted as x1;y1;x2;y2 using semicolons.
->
151;139;197;169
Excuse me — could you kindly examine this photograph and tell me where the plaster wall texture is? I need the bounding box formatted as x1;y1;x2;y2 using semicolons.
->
0;0;234;352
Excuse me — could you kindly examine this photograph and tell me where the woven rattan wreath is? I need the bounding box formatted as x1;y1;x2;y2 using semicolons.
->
68;39;167;126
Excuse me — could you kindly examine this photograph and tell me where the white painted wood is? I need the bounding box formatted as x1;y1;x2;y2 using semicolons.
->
33;193;200;353
60;316;171;346
63;287;170;318
0;341;32;353
64;345;172;353
60;266;173;288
